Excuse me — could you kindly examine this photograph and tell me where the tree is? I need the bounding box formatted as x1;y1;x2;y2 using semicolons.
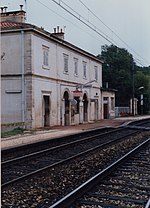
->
134;67;150;114
98;44;150;114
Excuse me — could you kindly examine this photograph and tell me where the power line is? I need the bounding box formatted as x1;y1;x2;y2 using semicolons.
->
35;0;109;49
78;0;150;66
51;0;149;66
36;0;149;66
51;0;118;45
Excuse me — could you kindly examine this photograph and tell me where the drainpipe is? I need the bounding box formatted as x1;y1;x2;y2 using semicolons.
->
21;30;25;127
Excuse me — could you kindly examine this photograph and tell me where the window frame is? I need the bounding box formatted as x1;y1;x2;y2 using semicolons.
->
83;61;87;79
74;57;78;76
94;66;98;81
63;53;69;74
42;45;50;69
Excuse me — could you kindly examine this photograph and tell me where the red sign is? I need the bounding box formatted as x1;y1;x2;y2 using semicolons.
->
73;90;82;97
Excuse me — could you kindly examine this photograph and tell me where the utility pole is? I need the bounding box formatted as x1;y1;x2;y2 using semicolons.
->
132;61;135;116
138;86;144;115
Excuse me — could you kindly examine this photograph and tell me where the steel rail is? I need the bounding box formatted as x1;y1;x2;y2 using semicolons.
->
1;130;139;188
2;118;149;160
145;198;150;208
2;128;122;164
49;138;150;208
1;127;113;156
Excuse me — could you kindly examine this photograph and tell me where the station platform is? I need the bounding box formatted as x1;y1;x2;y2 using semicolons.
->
1;115;150;150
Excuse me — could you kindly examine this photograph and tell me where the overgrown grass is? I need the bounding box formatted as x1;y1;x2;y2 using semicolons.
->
1;127;26;138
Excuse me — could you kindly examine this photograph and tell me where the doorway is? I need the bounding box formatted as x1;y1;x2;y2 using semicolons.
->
94;100;98;120
104;103;108;119
83;93;88;122
64;91;70;126
43;95;50;127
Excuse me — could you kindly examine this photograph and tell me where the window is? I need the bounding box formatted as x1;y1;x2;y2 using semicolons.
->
74;58;78;76
43;46;49;68
83;61;87;78
103;97;108;101
63;54;69;73
94;66;98;81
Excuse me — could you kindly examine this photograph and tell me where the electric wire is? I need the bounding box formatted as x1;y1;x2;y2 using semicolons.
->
35;0;110;51
34;0;149;66
78;0;150;66
51;0;119;45
51;0;149;66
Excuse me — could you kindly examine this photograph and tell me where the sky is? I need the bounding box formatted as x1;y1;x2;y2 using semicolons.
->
1;0;150;67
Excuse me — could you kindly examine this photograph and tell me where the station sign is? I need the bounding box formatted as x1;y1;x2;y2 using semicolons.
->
90;99;97;102
73;90;82;97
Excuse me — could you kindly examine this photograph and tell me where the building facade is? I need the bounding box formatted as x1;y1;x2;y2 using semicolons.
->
101;88;116;119
1;7;115;130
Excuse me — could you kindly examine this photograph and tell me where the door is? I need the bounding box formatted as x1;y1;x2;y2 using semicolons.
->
94;100;98;120
43;95;50;126
83;93;88;122
104;103;108;119
64;91;70;126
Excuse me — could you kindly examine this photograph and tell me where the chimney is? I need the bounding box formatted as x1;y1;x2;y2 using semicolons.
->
52;26;65;40
57;26;59;33
20;5;23;11
4;6;8;12
0;5;26;23
53;28;56;33
1;7;4;13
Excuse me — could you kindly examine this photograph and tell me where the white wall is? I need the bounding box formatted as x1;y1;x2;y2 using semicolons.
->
32;34;102;87
1;33;23;124
31;33;102;127
1;29;103;128
1;33;22;74
1;78;22;123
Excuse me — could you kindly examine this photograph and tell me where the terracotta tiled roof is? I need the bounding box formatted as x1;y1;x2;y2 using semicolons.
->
0;21;35;30
0;21;18;28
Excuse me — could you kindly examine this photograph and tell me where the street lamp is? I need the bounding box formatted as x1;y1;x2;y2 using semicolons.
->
77;80;96;90
138;86;144;115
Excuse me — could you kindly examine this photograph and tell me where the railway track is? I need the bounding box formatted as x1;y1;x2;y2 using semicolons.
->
2;132;149;207
50;138;150;208
2;128;138;186
1;119;150;207
1;127;113;161
2;118;149;162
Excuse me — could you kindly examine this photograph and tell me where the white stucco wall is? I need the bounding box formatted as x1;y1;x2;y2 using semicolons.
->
1;78;22;123
32;78;60;128
1;33;23;124
1;28;103;128
1;33;22;74
102;90;116;119
31;33;102;87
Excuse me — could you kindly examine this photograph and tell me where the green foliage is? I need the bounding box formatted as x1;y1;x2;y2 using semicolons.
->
1;127;25;138
98;44;150;114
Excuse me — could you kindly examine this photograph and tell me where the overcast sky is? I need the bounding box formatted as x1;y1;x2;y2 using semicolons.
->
1;0;150;67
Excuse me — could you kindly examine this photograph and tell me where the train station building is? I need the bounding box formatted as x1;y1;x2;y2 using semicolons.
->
1;6;116;130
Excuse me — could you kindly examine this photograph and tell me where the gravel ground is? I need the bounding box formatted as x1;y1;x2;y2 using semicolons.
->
2;132;150;208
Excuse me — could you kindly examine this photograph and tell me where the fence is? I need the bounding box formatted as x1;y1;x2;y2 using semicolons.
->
115;107;130;117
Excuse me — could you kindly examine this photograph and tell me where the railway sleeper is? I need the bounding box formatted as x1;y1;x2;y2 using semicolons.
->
81;193;145;204
93;186;148;196
100;181;150;192
77;198;144;208
77;199;128;208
